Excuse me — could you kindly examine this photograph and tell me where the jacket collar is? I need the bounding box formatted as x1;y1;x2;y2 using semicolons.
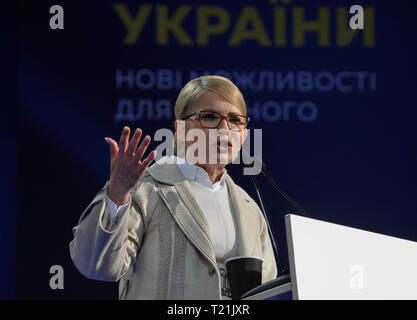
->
147;155;186;185
169;155;227;191
149;156;257;263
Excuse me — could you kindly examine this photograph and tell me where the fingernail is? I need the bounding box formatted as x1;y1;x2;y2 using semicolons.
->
104;137;109;144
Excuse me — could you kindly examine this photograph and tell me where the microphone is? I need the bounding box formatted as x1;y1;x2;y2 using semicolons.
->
240;149;288;276
240;149;312;218
237;148;312;298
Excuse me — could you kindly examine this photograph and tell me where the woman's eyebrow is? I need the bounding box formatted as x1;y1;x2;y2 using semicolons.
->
201;108;242;116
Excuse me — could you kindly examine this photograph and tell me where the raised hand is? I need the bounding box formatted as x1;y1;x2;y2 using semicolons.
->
105;126;157;207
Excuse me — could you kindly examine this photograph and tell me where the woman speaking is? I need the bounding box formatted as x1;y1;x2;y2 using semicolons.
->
69;75;277;299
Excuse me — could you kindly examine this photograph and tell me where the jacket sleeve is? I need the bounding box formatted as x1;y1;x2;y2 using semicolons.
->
69;180;146;282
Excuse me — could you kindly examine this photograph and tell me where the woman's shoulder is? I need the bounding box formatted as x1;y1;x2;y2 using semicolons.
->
227;176;265;220
227;177;260;209
126;170;158;204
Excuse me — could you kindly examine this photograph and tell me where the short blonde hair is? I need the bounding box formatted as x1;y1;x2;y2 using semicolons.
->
173;75;246;154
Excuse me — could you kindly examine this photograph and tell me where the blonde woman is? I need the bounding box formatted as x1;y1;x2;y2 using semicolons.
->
69;75;277;299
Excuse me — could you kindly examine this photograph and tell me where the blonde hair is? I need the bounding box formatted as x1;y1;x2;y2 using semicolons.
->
173;75;247;154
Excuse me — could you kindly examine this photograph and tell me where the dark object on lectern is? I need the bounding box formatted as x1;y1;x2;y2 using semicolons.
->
225;256;263;300
240;273;291;299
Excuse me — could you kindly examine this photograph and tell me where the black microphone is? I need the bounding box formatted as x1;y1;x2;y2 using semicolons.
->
240;149;289;276
238;149;313;298
241;149;312;218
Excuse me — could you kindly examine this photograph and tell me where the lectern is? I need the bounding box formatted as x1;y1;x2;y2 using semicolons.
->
243;214;417;300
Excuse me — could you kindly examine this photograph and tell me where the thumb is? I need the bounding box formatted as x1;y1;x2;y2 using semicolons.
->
105;137;119;158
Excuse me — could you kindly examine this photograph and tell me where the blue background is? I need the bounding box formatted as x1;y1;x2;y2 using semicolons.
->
2;0;416;299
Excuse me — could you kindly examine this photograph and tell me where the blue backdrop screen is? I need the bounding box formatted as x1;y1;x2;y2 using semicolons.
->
6;0;416;299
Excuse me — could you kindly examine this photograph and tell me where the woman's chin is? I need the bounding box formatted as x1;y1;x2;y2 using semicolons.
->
216;148;232;164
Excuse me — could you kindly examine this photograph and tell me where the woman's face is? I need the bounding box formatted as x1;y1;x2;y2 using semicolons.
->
175;91;248;166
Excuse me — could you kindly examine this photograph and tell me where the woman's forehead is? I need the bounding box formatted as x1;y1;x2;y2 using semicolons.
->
190;91;241;114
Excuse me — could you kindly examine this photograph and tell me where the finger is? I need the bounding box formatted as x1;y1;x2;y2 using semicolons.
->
105;137;119;158
118;126;130;155
134;134;151;161
127;128;142;155
138;150;157;174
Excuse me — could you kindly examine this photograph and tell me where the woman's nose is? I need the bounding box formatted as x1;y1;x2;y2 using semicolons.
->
217;118;230;130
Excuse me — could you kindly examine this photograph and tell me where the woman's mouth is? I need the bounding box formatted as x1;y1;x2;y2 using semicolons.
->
217;139;232;151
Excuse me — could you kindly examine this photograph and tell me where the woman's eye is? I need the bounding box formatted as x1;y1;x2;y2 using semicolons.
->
230;117;242;123
201;113;218;120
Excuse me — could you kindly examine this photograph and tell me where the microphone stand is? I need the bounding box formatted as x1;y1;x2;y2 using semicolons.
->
241;171;292;299
239;149;314;299
249;173;288;275
261;168;312;219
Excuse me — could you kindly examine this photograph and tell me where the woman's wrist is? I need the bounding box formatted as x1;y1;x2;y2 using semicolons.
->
107;183;130;207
